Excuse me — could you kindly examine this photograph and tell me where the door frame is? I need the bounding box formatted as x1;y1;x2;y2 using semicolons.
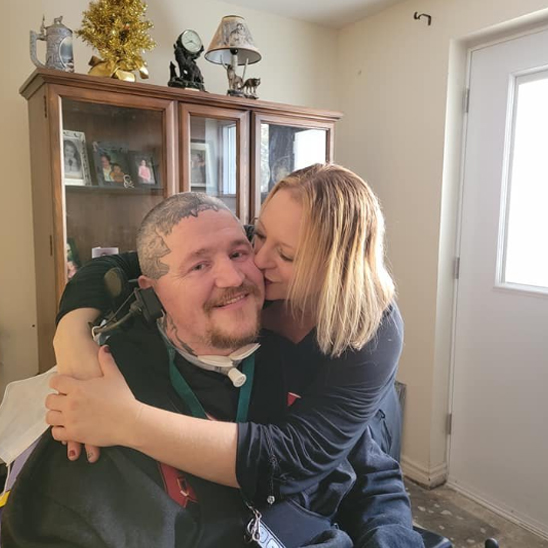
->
445;24;548;540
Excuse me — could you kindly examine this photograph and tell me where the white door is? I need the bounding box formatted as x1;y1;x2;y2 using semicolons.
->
449;29;548;537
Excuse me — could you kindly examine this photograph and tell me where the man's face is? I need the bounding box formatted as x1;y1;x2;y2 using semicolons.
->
141;210;264;355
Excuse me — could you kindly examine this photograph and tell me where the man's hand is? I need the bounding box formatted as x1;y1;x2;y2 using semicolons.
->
46;346;143;448
54;309;103;462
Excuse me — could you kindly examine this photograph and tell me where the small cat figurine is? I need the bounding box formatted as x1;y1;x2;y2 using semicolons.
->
243;77;261;99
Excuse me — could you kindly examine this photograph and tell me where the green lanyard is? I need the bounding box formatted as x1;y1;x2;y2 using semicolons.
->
165;344;255;422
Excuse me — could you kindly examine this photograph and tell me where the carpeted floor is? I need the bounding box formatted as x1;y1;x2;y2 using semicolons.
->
406;479;548;548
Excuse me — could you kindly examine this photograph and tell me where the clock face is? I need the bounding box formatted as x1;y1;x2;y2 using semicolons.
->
182;30;202;54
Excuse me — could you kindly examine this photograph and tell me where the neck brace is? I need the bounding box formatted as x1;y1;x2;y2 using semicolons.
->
157;322;260;387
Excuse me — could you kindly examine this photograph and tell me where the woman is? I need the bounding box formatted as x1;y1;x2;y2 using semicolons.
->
48;163;403;509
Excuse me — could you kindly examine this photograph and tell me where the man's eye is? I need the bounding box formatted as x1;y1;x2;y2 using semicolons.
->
191;263;207;272
231;250;249;260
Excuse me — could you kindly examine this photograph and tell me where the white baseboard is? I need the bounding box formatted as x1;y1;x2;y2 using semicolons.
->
401;455;447;488
446;479;548;541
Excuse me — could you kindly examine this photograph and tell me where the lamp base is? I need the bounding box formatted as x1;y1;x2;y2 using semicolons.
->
227;89;245;98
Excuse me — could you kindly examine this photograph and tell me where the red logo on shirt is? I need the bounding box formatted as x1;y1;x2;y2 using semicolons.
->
287;392;301;407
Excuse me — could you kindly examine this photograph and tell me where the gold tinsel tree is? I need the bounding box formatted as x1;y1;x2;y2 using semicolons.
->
77;0;156;81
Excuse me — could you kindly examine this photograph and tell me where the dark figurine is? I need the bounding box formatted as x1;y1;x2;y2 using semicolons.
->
243;77;261;99
168;31;206;91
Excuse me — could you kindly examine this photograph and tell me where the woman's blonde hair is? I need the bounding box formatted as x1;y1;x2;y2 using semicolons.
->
262;163;395;357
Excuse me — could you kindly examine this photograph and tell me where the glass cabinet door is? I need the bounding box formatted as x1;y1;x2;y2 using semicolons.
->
58;93;176;286
252;114;334;219
181;105;250;222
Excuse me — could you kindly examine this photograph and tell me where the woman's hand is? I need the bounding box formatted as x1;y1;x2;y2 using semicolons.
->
46;346;144;449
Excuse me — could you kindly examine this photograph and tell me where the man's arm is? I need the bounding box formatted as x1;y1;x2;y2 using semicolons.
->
336;428;424;548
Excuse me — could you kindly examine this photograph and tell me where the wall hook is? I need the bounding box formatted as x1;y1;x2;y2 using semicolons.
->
414;12;432;26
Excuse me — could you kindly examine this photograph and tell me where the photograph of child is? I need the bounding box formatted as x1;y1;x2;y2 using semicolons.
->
63;130;92;186
129;152;160;188
93;142;133;188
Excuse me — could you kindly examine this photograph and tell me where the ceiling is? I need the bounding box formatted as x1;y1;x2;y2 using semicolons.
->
223;0;407;29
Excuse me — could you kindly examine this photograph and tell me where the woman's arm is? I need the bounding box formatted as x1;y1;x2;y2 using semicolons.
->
54;309;101;378
53;252;143;462
236;304;403;503
55;252;142;377
47;346;240;486
47;306;403;502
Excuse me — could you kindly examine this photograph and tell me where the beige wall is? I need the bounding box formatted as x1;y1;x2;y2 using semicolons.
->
336;0;548;484
0;0;338;395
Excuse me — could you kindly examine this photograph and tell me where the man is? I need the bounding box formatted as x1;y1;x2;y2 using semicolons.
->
1;193;422;548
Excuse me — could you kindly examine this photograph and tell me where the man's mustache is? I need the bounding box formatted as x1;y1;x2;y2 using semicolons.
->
204;282;262;312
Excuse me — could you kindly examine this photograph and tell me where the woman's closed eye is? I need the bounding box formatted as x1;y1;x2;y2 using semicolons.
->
279;250;294;263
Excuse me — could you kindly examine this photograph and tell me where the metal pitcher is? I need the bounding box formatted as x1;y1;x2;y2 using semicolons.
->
30;16;74;72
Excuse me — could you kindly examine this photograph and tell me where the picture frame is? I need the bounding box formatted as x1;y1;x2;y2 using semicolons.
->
190;141;215;191
128;151;162;189
62;130;92;186
66;237;81;280
92;141;135;188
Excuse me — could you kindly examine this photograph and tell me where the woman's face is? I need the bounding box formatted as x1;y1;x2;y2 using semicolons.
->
253;189;302;301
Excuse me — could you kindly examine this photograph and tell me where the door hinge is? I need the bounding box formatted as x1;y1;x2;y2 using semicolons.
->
454;257;460;280
447;413;452;435
43;95;48;118
463;88;470;114
49;235;53;256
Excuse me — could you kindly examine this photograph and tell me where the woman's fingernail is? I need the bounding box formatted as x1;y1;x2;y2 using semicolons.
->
103;345;111;354
68;450;76;459
87;452;94;462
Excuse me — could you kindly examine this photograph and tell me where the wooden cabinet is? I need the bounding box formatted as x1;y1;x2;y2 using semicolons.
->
20;68;342;371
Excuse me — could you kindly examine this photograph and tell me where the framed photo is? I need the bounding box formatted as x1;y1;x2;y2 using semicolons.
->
66;238;81;280
92;141;135;188
190;141;215;191
91;246;119;258
62;130;92;186
128;151;161;188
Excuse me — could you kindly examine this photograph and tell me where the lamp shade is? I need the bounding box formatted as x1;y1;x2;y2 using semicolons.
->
205;16;261;66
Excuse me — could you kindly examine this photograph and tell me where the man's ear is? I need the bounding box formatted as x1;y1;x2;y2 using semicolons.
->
138;275;154;289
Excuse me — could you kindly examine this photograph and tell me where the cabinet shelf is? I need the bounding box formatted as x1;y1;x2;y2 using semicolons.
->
65;185;163;195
